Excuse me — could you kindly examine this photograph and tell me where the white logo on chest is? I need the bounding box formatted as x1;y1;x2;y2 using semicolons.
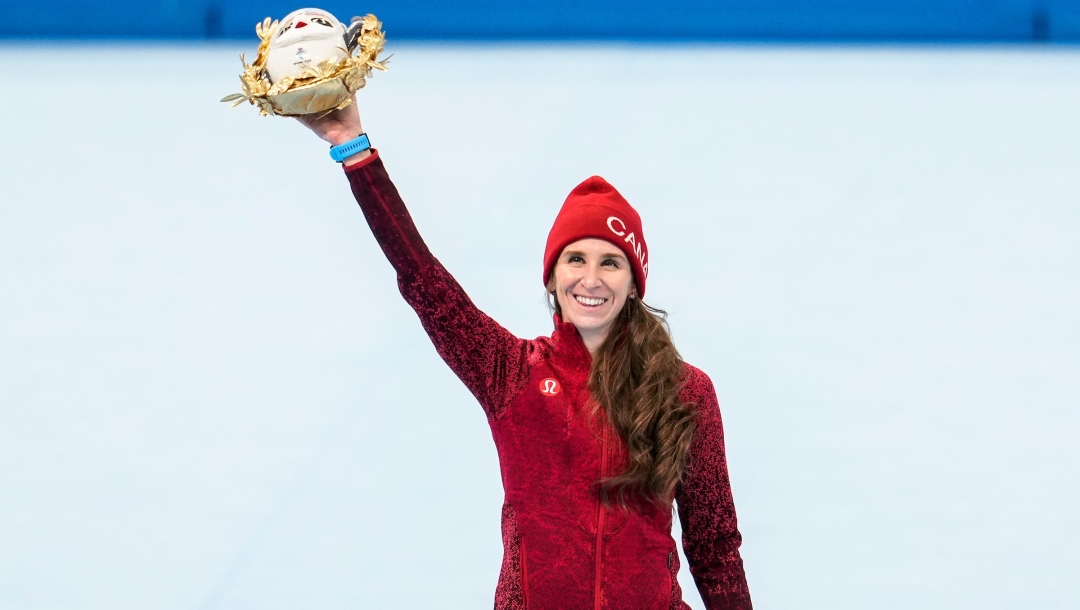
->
539;378;561;397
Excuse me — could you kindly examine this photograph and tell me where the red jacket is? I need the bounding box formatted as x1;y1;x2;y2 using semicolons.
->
345;151;752;610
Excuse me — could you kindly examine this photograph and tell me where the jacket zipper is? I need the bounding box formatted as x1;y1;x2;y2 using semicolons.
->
594;423;608;610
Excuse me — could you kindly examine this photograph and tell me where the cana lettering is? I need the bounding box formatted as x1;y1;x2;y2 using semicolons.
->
606;216;627;237
606;216;648;278
625;232;643;261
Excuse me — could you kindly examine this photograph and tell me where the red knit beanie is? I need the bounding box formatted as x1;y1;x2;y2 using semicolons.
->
543;176;649;297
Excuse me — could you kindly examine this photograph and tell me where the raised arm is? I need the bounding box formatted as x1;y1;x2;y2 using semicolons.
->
675;367;753;610
295;100;537;420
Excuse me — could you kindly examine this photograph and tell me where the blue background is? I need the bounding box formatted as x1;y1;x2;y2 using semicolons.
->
5;0;1080;41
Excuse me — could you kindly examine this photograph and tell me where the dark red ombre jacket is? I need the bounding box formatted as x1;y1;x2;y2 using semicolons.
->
345;151;752;610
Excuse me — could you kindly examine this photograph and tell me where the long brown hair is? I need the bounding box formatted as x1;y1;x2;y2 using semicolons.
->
549;290;698;508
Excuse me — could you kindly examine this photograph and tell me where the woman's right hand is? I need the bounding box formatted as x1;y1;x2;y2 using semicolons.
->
295;96;371;165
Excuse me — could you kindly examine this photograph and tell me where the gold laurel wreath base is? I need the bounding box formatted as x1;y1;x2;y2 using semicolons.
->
221;14;388;116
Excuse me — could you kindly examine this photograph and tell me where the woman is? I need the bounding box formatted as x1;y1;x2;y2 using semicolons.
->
297;101;752;610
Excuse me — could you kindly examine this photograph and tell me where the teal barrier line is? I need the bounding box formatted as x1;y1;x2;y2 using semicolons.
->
4;0;1080;41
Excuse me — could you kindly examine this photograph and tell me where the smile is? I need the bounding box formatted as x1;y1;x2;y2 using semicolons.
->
574;295;607;306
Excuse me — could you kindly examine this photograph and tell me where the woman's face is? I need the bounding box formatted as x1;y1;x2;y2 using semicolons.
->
550;238;635;350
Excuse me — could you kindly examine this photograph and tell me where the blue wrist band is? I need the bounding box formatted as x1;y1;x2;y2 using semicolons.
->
329;133;371;162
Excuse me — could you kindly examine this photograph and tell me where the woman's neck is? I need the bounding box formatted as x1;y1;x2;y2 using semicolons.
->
577;327;608;356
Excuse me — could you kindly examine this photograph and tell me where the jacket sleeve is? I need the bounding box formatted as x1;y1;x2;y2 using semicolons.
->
343;151;535;420
675;367;753;610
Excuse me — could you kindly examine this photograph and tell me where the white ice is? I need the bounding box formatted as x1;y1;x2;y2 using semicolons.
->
1;42;1078;609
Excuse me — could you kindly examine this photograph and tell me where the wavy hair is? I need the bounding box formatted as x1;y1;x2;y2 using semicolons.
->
548;289;698;508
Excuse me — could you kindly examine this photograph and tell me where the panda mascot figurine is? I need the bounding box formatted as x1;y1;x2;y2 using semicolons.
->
223;8;387;116
266;9;352;84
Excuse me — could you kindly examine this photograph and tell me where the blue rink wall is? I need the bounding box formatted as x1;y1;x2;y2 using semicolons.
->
2;44;1079;610
5;0;1080;41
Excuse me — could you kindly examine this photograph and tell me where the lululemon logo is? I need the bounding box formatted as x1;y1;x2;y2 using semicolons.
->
539;378;561;397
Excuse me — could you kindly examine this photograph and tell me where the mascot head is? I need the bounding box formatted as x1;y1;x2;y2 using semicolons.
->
265;8;348;84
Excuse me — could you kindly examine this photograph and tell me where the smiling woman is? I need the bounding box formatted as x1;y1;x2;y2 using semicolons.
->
294;97;752;609
548;239;635;351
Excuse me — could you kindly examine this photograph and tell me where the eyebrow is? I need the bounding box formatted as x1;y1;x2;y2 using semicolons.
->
563;250;628;261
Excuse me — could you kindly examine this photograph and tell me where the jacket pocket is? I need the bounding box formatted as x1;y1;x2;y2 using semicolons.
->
667;550;679;609
520;538;529;609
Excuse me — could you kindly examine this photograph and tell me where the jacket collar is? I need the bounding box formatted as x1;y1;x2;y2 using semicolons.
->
551;314;593;371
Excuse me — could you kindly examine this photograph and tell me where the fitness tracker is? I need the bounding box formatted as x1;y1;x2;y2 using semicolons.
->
329;133;371;162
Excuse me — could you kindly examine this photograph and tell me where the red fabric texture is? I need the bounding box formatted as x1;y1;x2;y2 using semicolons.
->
342;147;381;170
543;176;650;297
345;156;751;609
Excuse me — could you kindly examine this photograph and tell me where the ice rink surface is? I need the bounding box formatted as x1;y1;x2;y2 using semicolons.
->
1;42;1078;609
